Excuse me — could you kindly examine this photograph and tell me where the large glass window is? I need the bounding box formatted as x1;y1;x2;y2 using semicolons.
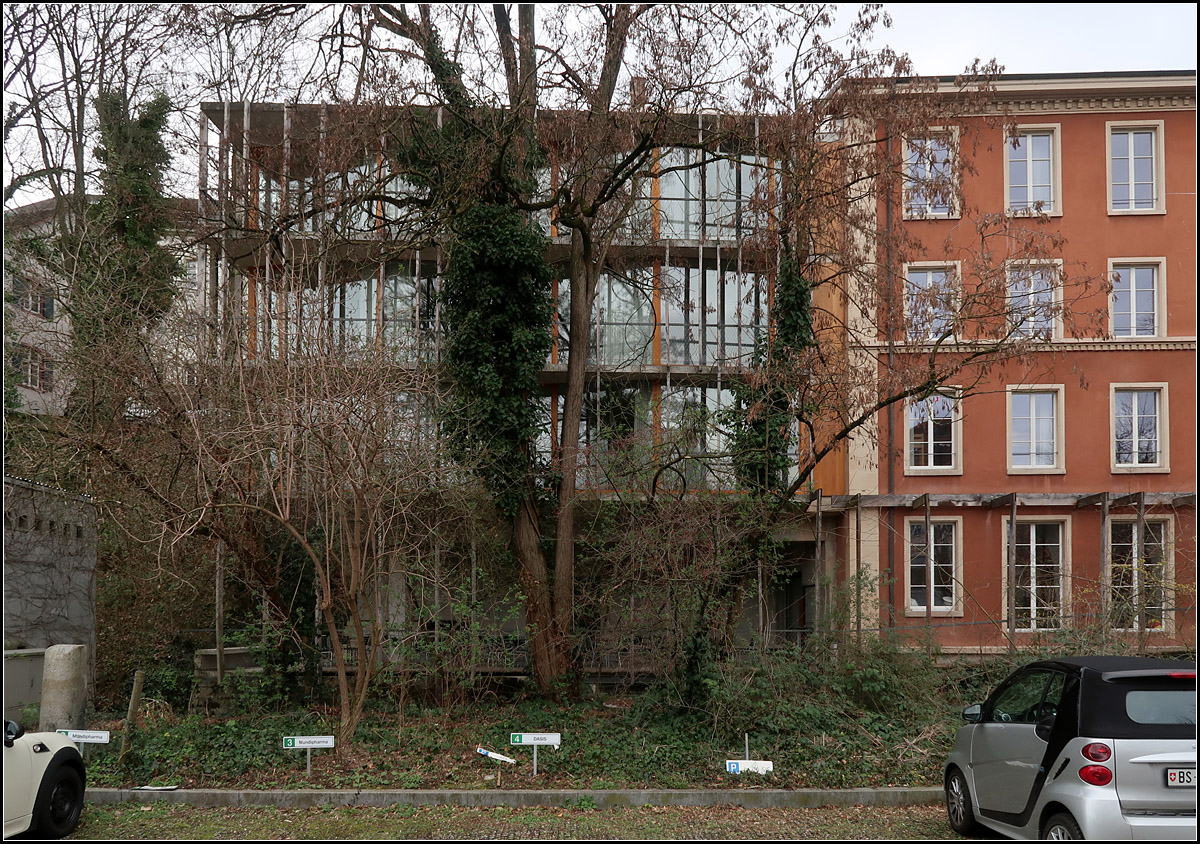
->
659;384;736;490
1013;522;1062;631
1110;521;1167;631
659;148;701;240
662;261;767;366
909;521;957;612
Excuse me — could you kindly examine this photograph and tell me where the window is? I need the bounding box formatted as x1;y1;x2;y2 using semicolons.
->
904;133;956;218
1008;387;1063;472
11;274;54;319
1007;264;1057;339
1110;261;1164;338
1112;384;1168;472
1011;521;1064;631
906;390;961;474
906;518;960;614
1006;126;1060;215
989;669;1066;724
1110;520;1169;631
905;265;956;341
1108;121;1165;214
12;345;54;392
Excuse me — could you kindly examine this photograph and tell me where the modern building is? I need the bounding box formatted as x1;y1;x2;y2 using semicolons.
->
185;70;1196;672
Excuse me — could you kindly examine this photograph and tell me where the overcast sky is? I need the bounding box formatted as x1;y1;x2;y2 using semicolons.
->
852;3;1198;76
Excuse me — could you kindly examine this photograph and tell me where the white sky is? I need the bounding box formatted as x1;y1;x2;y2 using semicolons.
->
852;3;1198;76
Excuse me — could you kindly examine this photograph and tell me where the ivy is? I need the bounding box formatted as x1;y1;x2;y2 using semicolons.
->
440;203;555;518
722;236;815;500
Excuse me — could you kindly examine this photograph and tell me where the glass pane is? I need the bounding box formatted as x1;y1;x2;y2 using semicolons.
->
1111;131;1129;158
1032;134;1051;158
1133;131;1153;157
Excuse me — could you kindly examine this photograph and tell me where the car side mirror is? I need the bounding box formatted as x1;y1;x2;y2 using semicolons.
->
4;720;25;747
962;704;983;723
1035;714;1055;742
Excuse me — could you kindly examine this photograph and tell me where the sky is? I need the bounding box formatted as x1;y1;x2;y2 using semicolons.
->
853;3;1198;77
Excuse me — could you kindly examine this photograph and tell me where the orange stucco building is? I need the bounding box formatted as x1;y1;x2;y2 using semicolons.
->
833;71;1196;654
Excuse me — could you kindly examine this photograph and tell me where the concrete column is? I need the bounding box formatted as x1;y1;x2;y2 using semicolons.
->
39;644;88;732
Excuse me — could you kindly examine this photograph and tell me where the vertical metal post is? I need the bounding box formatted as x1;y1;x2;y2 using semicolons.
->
924;496;933;640
216;539;225;684
1100;496;1111;624
855;498;863;644
1136;491;1147;650
533;745;539;776
1008;497;1018;652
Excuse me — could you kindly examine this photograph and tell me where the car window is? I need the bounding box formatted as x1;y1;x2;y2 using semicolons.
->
1126;690;1196;726
990;670;1051;723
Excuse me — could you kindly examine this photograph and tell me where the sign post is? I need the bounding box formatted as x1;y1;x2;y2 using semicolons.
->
283;735;335;777
510;732;561;776
476;747;516;786
57;729;110;762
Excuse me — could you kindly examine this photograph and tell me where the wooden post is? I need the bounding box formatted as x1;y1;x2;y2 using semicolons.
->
118;669;145;767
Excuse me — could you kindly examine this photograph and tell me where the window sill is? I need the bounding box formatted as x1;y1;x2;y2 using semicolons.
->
904;466;963;477
1108;207;1166;216
904;608;964;619
1111;465;1171;474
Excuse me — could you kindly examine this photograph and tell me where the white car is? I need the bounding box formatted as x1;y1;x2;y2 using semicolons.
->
3;720;86;839
944;656;1196;840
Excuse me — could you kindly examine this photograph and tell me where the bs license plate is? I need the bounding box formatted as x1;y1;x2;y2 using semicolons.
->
1165;768;1195;788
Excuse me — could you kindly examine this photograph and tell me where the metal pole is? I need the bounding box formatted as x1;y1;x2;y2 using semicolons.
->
1008;497;1018;653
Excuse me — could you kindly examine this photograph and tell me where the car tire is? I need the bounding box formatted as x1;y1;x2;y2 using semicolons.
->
33;764;84;839
1041;811;1083;840
945;767;982;835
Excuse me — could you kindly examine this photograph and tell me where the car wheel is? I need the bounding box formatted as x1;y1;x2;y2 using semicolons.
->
1041;811;1083;840
945;767;982;835
34;764;84;839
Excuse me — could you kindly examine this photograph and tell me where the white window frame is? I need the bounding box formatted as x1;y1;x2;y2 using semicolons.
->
1007;385;1065;474
1107;516;1174;634
904;387;963;476
1002;517;1071;633
1108;258;1166;340
903;261;959;343
1006;261;1062;340
1110;383;1170;474
1106;120;1166;215
1004;124;1062;216
903;129;959;220
904;515;963;617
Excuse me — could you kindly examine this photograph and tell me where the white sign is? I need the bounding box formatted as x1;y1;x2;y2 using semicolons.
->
477;747;515;764
283;735;335;749
510;732;561;746
57;730;110;744
726;760;774;774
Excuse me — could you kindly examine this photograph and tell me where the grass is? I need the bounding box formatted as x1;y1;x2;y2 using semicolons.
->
71;803;960;840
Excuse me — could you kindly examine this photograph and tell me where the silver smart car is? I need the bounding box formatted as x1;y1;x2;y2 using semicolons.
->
944;656;1196;840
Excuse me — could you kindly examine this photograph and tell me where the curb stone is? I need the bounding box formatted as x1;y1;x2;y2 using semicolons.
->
87;787;943;810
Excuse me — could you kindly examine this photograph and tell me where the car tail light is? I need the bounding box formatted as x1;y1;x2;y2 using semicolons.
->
1079;765;1113;786
1167;671;1195;679
1081;742;1112;762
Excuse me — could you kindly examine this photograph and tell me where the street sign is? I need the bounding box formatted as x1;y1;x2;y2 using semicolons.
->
56;730;110;744
477;747;516;764
283;735;335;749
726;760;774;774
510;732;561;746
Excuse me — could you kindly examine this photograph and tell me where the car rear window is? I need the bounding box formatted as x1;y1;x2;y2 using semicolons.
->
1081;673;1197;739
1126;690;1196;726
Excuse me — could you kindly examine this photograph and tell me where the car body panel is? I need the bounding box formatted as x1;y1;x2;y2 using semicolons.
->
3;722;85;839
944;657;1196;840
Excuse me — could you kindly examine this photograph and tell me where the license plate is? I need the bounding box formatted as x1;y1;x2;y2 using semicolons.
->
1165;768;1195;788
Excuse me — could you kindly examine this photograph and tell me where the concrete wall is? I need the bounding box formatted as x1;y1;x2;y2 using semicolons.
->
2;476;97;702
